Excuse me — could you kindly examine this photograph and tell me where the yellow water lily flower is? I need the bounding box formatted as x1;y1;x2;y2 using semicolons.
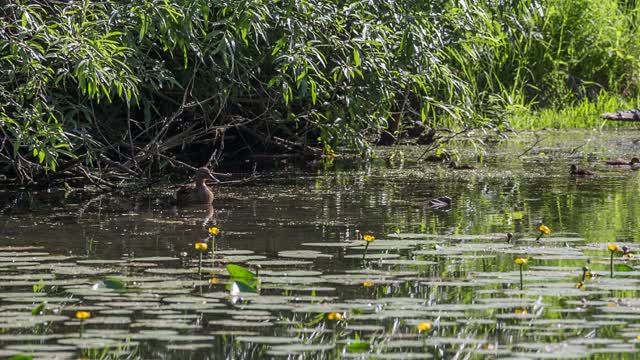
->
327;312;344;321
75;311;91;320
208;227;220;235
362;281;374;287
363;234;375;242
537;224;551;234
416;322;432;332
209;277;220;285
608;243;621;252
194;242;208;251
514;258;528;265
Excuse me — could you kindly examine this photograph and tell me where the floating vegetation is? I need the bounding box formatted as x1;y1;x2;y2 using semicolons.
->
0;229;638;358
4;133;640;358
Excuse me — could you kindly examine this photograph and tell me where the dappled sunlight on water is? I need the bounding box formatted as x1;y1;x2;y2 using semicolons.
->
2;130;640;358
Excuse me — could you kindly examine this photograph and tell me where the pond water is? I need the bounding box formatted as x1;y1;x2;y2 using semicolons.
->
2;129;640;359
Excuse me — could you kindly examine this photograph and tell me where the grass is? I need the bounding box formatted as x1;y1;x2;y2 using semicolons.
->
509;93;640;130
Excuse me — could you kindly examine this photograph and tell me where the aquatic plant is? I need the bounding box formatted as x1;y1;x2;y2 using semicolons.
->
31;302;46;316
608;243;621;278
515;257;529;290
535;224;551;242
361;234;375;261
226;264;258;294
194;242;208;275
326;312;344;321
575;266;591;290
416;322;433;333
75;311;91;338
208;226;220;259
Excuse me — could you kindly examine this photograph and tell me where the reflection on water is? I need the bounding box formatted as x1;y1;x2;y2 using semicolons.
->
1;130;640;358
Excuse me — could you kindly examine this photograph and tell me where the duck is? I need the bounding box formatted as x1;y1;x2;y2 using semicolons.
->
605;157;640;166
448;161;476;170
570;164;594;177
176;167;220;205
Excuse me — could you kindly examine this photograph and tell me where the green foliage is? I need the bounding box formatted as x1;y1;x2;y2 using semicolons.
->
226;264;256;281
615;264;634;272
93;277;127;290
32;278;45;293
7;355;33;360
226;264;258;293
0;0;639;180
31;301;46;316
346;341;370;353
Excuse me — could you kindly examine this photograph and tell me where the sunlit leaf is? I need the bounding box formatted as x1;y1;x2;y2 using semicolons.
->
346;341;370;353
226;264;256;281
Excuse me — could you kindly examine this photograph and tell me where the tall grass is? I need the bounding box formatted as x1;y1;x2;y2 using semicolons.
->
510;92;640;129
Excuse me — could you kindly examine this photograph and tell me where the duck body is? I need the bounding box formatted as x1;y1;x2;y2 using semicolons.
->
449;161;475;170
176;167;220;205
605;157;640;166
570;164;594;176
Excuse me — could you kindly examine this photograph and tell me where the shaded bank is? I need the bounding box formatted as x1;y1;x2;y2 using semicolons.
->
1;0;639;185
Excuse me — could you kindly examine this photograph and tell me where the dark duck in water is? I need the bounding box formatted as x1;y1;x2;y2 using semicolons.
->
570;164;594;177
176;167;220;205
448;161;476;170
605;157;640;167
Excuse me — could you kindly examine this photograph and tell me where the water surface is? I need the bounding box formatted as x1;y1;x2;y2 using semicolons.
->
2;129;640;359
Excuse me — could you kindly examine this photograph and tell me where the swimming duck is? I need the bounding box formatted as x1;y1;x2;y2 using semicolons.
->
570;164;594;177
176;167;220;205
449;161;475;170
605;157;640;166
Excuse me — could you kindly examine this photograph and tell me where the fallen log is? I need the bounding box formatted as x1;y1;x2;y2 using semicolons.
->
601;109;640;121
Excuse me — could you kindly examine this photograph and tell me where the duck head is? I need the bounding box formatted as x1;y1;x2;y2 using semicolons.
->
194;167;220;184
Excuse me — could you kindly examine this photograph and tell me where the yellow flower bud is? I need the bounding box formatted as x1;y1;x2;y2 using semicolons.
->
208;227;220;235
327;312;344;321
537;224;551;234
362;281;374;287
75;311;91;320
514;258;528;265
608;243;620;252
195;242;208;251
363;234;375;242
416;322;432;332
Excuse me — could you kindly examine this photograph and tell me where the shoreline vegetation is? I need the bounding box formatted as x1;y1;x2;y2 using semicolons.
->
1;0;639;187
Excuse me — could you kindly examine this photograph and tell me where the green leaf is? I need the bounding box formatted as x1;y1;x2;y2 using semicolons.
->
346;342;370;353
310;79;317;105
103;277;126;289
353;48;361;67
615;264;634;272
227;280;258;294
8;355;33;360
31;301;47;316
226;264;255;281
